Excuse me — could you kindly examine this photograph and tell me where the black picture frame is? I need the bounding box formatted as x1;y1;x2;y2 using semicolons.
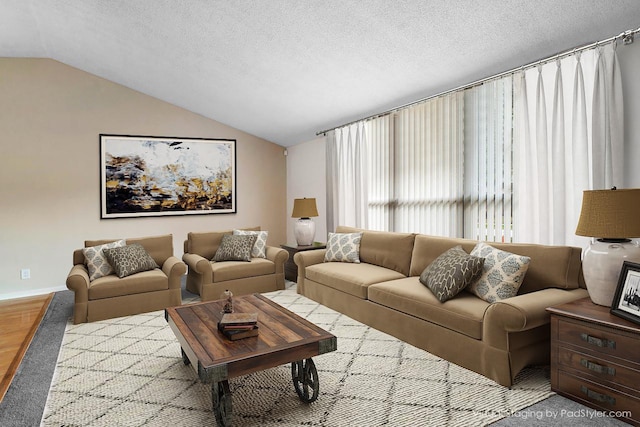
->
610;261;640;326
100;134;236;218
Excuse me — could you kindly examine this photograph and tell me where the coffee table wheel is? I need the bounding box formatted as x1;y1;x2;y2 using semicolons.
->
291;358;319;403
212;380;232;426
181;348;190;366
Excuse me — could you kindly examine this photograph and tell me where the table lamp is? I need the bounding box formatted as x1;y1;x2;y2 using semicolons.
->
575;188;640;306
292;198;319;246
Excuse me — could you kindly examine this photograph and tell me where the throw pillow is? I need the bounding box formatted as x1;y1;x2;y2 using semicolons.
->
103;243;160;278
468;242;531;303
419;246;485;303
83;239;126;281
324;232;363;263
212;234;257;262
233;229;268;258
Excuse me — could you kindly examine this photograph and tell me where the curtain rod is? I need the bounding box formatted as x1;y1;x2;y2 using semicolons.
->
316;26;639;136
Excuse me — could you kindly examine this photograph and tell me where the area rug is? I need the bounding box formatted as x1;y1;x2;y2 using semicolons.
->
41;288;554;426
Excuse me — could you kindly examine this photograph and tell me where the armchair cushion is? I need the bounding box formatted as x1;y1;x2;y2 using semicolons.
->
212;234;257;262
233;229;269;258
83;239;125;281
104;243;159;278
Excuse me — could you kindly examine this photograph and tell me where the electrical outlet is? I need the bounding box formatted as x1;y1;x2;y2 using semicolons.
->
20;269;30;280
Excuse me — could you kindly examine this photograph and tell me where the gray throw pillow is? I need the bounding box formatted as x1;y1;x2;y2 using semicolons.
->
233;229;268;258
324;232;363;263
212;234;257;262
83;239;126;281
103;243;159;278
419;246;484;302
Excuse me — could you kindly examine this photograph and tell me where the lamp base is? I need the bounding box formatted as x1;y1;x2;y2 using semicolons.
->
294;218;316;246
583;239;640;306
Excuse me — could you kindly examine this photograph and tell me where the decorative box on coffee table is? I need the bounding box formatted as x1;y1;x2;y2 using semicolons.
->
547;297;640;426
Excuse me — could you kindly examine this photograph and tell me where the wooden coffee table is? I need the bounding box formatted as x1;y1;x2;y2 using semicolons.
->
165;293;337;426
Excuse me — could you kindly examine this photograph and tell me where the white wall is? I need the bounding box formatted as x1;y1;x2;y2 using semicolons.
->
287;38;640;241
0;59;287;300
285;136;327;245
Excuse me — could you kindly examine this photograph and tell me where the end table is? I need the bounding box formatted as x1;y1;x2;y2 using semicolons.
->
280;242;326;282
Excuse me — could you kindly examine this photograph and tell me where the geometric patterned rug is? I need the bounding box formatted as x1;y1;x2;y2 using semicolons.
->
41;287;554;426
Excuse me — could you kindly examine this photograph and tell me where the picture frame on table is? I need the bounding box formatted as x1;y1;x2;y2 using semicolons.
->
610;261;640;326
100;134;236;218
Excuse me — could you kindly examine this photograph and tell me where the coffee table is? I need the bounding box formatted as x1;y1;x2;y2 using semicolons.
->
165;293;337;426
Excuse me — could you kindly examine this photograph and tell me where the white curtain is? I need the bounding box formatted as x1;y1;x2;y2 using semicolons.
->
514;42;623;246
393;94;464;236
325;123;369;231
464;78;513;242
367;115;394;231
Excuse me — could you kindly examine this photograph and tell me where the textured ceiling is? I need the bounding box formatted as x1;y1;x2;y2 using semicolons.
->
1;1;639;146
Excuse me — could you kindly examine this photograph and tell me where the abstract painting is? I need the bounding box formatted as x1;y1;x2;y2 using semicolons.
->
100;134;236;218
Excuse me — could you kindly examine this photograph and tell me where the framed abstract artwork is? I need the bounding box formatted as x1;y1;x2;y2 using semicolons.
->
100;134;236;218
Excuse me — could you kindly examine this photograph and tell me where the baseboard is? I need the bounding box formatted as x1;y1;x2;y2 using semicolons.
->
0;285;67;301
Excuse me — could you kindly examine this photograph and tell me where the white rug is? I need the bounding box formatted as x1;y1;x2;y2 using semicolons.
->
41;288;554;426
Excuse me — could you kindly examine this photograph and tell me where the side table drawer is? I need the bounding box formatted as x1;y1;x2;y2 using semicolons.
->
557;371;640;425
558;318;640;364
558;346;640;394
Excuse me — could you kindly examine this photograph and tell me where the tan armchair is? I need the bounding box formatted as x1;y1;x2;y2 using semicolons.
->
183;228;288;301
66;234;186;324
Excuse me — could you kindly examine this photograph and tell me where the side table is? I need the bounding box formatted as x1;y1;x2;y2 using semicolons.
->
280;242;326;282
547;297;640;426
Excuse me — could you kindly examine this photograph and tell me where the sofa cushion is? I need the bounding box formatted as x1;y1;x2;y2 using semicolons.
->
211;257;276;282
468;243;531;303
409;234;584;293
88;269;168;300
104;244;160;278
336;226;415;275
324;232;363;263
368;277;488;339
233;229;268;258
213;234;257;262
419;246;484;302
306;262;405;299
83;239;126;281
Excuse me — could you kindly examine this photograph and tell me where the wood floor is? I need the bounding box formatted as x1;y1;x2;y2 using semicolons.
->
0;293;52;402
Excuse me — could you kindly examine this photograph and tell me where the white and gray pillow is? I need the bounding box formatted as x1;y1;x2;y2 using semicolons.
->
467;242;531;303
83;239;126;281
324;232;363;263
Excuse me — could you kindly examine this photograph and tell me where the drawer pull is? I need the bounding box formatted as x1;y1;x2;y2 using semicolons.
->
580;359;616;376
580;386;616;405
580;333;616;349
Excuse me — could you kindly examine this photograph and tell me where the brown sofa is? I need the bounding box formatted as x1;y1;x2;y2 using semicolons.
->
182;227;289;301
294;226;589;387
66;234;186;324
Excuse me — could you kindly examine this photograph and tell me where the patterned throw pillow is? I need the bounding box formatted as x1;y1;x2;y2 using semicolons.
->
233;229;268;258
419;246;485;302
468;242;531;303
212;234;257;262
103;244;159;278
324;232;363;263
83;239;126;281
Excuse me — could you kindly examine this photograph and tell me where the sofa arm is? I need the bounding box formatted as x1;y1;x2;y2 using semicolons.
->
66;264;90;303
293;249;327;290
183;252;213;283
162;256;187;289
483;287;589;348
265;246;289;273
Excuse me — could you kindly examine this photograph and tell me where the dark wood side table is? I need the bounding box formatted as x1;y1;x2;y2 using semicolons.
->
547;297;640;426
280;242;326;282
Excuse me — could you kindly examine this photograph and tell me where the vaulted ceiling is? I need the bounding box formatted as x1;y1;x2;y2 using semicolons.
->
2;1;639;146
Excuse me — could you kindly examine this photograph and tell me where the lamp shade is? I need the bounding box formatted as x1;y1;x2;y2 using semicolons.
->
575;188;640;239
291;198;318;218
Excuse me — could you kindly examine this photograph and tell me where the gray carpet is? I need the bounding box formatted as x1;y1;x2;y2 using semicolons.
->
0;283;628;426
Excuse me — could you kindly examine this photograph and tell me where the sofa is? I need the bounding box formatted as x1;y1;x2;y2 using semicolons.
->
294;226;589;387
66;234;186;324
182;227;289;301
